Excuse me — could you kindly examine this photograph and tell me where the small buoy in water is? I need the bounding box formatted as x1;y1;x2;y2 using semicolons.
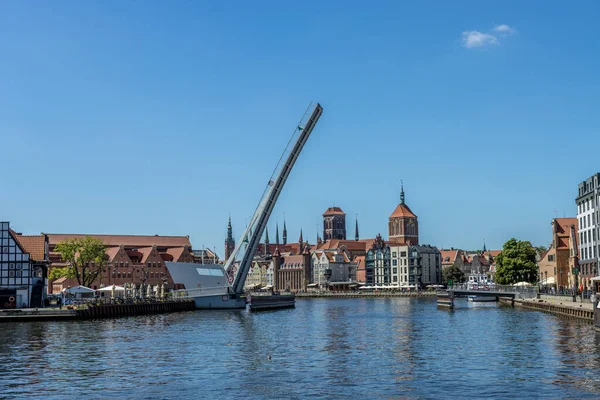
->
267;355;271;360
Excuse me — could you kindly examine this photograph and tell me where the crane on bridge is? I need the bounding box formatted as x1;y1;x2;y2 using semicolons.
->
225;103;323;295
166;103;324;309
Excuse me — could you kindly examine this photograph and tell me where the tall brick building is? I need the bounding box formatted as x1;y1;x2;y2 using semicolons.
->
388;184;419;245
47;233;194;293
323;207;346;241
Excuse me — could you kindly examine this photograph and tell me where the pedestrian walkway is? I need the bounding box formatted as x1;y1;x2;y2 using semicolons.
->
527;297;593;311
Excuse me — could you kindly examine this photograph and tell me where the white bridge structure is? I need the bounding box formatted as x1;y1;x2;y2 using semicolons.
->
166;103;324;309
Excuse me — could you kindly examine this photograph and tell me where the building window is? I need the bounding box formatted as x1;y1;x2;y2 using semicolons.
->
548;255;554;262
392;252;397;258
392;259;397;266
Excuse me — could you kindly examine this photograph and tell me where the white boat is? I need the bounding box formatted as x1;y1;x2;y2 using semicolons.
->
466;295;497;302
166;103;323;310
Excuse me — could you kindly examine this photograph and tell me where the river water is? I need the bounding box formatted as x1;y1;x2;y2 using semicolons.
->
1;298;600;399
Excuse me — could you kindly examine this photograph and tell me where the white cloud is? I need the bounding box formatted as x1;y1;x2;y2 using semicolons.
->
493;24;515;35
462;31;498;48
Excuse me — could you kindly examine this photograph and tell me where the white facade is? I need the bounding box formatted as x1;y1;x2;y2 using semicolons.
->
311;250;352;288
389;245;410;287
576;173;600;275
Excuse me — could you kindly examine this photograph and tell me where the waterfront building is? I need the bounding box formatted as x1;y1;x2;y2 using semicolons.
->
415;245;442;285
366;234;391;285
354;255;366;283
576;173;600;283
244;260;272;290
0;222;49;308
272;247;311;292
47;233;194;293
310;249;354;290
388;184;419;245
323;206;346;241
538;218;578;291
389;244;410;286
440;249;463;271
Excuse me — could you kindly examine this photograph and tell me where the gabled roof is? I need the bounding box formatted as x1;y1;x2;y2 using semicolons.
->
166;247;186;262
440;250;459;265
105;247;121;262
137;247;156;263
12;233;47;261
389;203;417;219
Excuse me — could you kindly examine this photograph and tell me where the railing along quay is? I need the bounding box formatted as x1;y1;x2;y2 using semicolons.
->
296;291;437;298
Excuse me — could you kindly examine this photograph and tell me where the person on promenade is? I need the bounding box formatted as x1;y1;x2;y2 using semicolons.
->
57;297;62;310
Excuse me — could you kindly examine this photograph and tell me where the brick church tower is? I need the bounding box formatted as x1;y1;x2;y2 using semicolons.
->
323;206;346;241
388;183;419;245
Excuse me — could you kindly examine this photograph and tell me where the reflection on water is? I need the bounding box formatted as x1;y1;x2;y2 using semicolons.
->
1;298;600;399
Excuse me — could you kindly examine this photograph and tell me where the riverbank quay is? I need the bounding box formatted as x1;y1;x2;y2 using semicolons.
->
0;300;196;322
512;298;593;322
296;291;437;298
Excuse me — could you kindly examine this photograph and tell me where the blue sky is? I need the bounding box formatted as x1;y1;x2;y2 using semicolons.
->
2;1;599;253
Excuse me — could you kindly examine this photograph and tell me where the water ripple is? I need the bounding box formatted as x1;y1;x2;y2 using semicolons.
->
1;300;600;399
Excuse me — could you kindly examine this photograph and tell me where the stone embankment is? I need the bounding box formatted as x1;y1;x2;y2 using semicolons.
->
514;298;593;322
297;292;437;299
0;300;196;322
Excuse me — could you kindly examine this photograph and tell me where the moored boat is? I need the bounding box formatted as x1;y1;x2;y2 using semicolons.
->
467;295;497;302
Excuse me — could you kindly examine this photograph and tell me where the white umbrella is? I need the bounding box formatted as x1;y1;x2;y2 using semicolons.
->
147;284;152;298
513;281;532;287
160;283;164;299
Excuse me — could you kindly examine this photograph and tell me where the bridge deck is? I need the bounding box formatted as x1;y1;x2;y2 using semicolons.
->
447;290;516;298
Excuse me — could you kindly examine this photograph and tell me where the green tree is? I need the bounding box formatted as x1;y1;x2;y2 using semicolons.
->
49;236;108;287
442;264;466;285
494;238;538;285
536;245;548;255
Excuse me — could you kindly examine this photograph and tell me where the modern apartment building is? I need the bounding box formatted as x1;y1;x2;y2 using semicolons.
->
576;173;600;280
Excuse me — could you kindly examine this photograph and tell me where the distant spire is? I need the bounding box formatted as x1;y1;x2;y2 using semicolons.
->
283;216;287;245
483;241;487;253
355;214;359;241
264;227;270;256
299;228;303;244
400;181;405;205
276;223;280;246
226;215;233;242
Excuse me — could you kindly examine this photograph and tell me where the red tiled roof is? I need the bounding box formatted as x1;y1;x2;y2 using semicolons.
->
12;233;47;261
440;250;458;265
47;233;191;248
486;250;502;258
166;247;185;262
281;255;306;267
323;207;345;216
105;247;121;262
138;247;155;263
389;204;417;219
554;218;578;250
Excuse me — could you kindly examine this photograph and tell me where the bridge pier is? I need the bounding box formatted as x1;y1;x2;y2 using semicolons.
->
437;291;454;309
